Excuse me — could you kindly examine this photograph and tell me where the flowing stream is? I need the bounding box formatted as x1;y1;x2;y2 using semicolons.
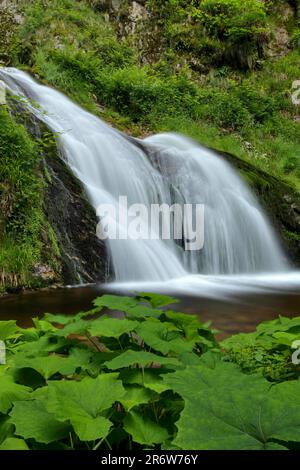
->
0;68;290;290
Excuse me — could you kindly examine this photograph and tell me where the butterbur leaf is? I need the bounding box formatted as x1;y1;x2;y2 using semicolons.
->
43;311;91;325
136;320;194;355
136;293;179;308
272;332;299;346
10;400;71;444
0;376;31;414
43;313;76;325
0;416;14;445
71;415;111;442
54;319;90;337
15;335;68;356
45;374;125;441
124;305;163;319
0;437;29;450
120;385;155;411
93;295;163;319
88;316;139;338
93;295;139;311
104;350;180;370
32;318;57;333
163;311;203;342
124;410;169;445
12;354;81;379
163;361;300;450
0;321;19;341
120;369;170;394
262;380;300;443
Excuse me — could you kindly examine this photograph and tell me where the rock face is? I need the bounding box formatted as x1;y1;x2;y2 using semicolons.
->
43;145;109;285
14;105;109;286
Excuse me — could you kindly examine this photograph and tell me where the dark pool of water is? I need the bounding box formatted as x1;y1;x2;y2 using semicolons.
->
1;283;300;338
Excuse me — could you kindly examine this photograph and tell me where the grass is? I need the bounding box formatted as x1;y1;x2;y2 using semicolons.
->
0;105;60;292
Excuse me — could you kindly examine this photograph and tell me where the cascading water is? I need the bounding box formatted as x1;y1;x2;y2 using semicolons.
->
0;68;288;290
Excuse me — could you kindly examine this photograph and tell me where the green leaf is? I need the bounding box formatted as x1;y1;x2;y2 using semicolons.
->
15;335;68;356
93;295;139;311
71;415;111;442
32;318;57;333
93;295;162;319
124;410;169;445
12;354;81;380
0;437;29;450
272;332;299;346
0;321;19;341
163;310;204;342
0;416;14;445
10;400;71;444
136;320;193;355
120;369;170;393
163;361;300;450
88;316;139;338
43;313;75;325
54;319;91;337
104;350;180;370
45;374;125;441
137;293;179;308
0;376;31;413
121;385;154;411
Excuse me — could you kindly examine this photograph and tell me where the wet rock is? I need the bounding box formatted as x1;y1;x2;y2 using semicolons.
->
32;264;56;282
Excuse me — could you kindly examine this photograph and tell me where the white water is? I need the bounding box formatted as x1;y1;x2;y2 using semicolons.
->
1;68;298;298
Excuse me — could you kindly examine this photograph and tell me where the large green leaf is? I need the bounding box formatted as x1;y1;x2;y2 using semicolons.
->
104;350;180;370
0;415;14;445
163;310;206;342
136;320;193;355
0;437;29;450
163;361;300;450
93;296;162;319
123;410;169;445
53;319;91;337
15;335;68;356
0;376;31;413
88;316;139;338
11;354;82;379
136;293;179;309
0;321;19;341
120;369;170;393
93;295;139;311
10;400;71;444
120;385;155;411
45;374;125;441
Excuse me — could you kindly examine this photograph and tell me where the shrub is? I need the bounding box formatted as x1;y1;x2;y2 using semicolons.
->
193;0;269;69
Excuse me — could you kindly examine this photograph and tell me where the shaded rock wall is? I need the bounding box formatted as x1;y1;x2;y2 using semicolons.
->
11;102;109;286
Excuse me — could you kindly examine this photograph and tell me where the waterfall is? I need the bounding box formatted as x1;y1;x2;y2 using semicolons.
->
0;68;287;284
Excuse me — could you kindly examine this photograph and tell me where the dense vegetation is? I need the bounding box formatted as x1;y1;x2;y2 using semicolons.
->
0;104;60;293
4;0;300;186
0;293;300;451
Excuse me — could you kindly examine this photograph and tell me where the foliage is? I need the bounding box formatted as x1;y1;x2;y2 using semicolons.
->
0;293;299;450
0;6;18;63
0;105;61;292
194;0;269;69
222;315;300;381
6;0;299;190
